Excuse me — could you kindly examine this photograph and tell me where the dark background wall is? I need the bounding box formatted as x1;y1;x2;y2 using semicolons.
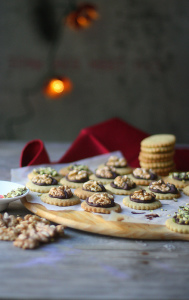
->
0;0;189;143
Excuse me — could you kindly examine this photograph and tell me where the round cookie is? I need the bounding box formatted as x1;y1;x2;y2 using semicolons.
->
140;160;174;169
74;180;111;200
26;180;60;193
139;151;175;162
98;164;133;175
141;145;174;154
89;174;115;185
41;193;80;206
105;183;141;195
60;177;88;189
81;192;121;214
59;164;92;177
146;179;180;200
128;168;159;186
28;167;62;182
145;188;180;200
60;170;89;189
123;196;161;210
105;175;140;195
141;134;176;148
89;166;118;185
81;201;121;214
164;172;189;189
183;185;189;196
165;218;189;234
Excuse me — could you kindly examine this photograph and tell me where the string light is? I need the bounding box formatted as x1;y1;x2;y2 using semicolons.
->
66;3;99;30
43;77;73;99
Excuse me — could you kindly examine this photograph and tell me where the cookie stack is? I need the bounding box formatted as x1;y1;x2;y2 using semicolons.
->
139;134;176;176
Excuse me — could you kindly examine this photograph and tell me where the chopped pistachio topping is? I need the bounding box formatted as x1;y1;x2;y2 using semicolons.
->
171;171;189;180
4;187;27;198
68;164;91;173
33;167;58;176
174;206;189;225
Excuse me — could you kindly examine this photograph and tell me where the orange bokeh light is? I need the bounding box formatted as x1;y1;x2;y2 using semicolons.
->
66;3;98;30
43;77;73;99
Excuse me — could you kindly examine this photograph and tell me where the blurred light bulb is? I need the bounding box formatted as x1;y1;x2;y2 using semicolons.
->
43;77;72;99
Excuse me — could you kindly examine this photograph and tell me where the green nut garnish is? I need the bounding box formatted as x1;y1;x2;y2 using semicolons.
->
4;187;27;198
33;167;58;176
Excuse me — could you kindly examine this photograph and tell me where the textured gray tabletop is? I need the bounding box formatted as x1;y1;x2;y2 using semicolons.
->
0;141;189;300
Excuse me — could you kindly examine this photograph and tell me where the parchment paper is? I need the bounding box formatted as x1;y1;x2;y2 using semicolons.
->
11;151;189;225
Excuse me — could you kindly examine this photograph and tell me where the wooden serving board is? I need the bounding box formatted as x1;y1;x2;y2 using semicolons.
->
22;198;189;241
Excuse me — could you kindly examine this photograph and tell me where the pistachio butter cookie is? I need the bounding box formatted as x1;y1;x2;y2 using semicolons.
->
41;186;80;206
81;192;121;214
60;169;89;188
98;155;132;175
105;175;140;195
145;179;180;200
123;189;161;210
28;167;62;182
166;206;189;234
74;180;111;200
26;174;59;193
89;166;118;184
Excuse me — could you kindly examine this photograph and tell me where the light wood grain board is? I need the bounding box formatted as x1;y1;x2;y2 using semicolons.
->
22;198;189;241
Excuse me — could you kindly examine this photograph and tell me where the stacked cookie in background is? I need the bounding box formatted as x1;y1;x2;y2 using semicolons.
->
139;134;176;176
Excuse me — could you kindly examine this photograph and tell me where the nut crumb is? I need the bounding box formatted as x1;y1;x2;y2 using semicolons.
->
0;212;64;249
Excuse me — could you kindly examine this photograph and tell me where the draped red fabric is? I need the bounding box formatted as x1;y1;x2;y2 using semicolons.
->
20;118;188;170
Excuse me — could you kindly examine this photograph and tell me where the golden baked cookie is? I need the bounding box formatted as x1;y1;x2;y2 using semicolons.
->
81;192;121;214
104;175;140;195
26;181;59;193
105;183;141;195
146;179;180;200
139;151;175;162
141;134;176;148
28;167;62;182
128;168;159;186
165;218;189;234
140;160;174;169
123;196;161;210
59;164;92;176
41;193;80;206
145;188;180;200
164;172;189;189
183;185;189;196
74;180;111;200
166;206;189;233
60;169;89;188
122;189;161;210
98;164;133;175
89;166;118;184
81;201;121;214
26;174;60;193
141;145;175;153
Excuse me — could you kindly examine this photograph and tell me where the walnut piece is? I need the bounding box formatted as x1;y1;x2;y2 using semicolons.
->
67;170;88;181
106;156;127;167
96;166;117;179
114;175;134;188
0;212;64;249
32;174;53;185
133;168;152;179
131;189;155;201
49;186;73;198
150;179;170;192
88;192;114;206
83;180;104;192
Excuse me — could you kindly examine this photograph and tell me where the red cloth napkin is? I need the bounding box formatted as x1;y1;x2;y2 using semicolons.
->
20;117;189;171
20;118;148;168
